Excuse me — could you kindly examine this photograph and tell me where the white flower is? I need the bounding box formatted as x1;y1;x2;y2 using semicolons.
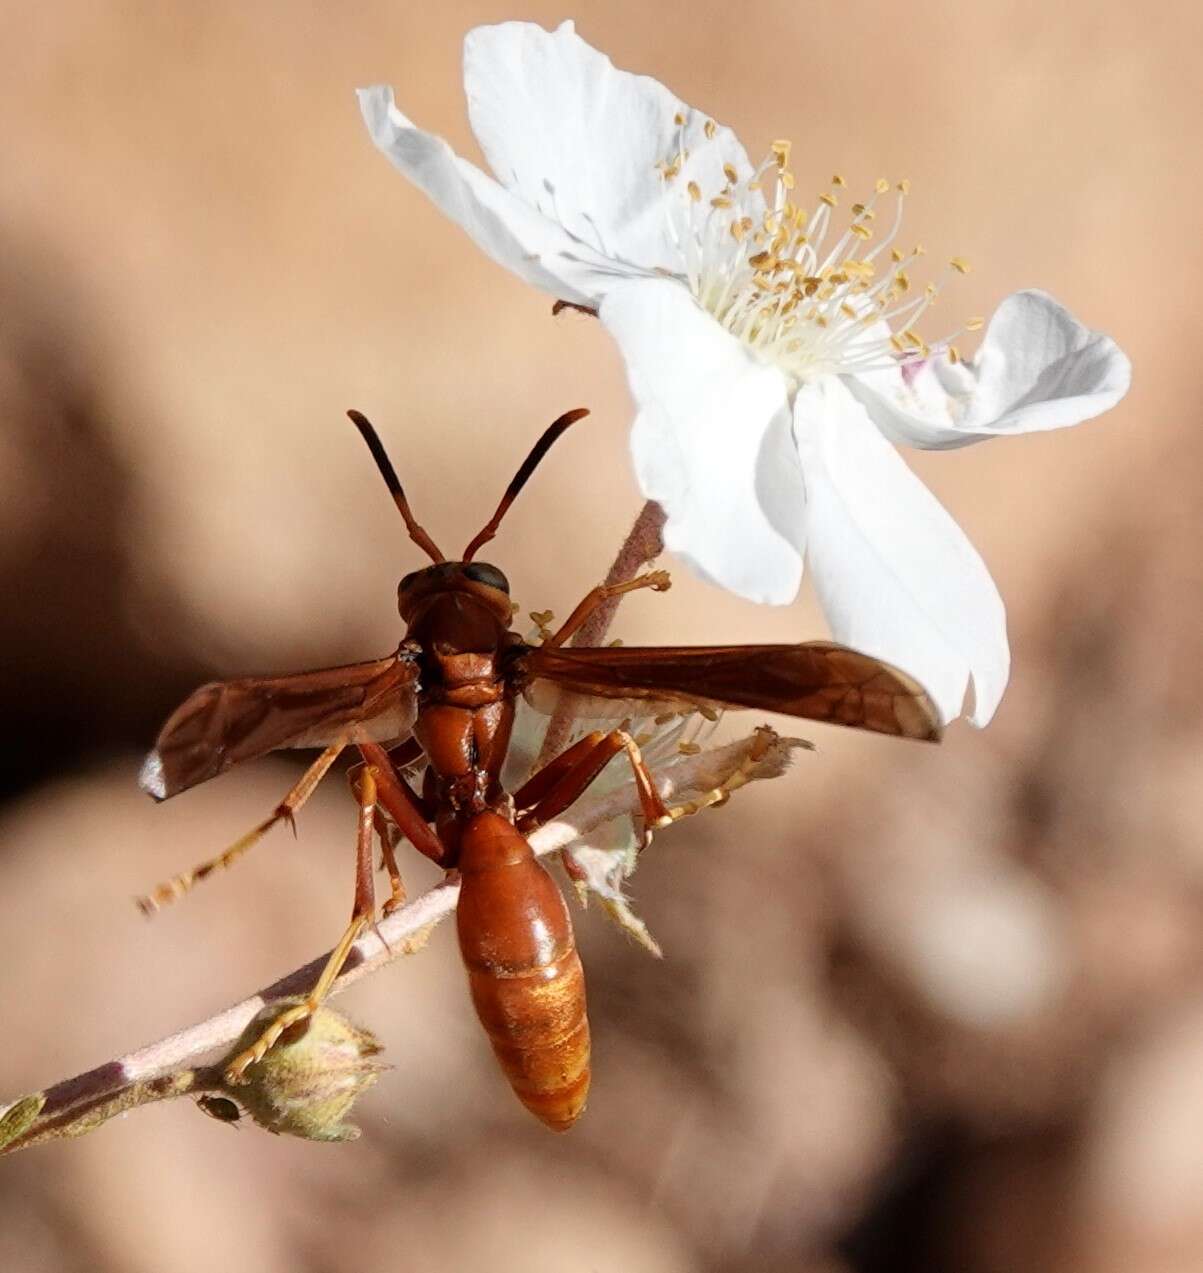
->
358;20;1130;726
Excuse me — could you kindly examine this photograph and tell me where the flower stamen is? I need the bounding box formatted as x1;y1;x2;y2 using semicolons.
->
657;137;979;384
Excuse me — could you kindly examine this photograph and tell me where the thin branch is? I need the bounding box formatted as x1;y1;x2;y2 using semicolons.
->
0;729;802;1156
535;499;666;766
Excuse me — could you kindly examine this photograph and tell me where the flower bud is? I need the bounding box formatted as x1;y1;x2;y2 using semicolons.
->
0;1093;45;1150
219;999;385;1142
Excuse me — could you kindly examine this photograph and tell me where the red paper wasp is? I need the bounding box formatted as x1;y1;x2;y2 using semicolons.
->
140;407;940;1130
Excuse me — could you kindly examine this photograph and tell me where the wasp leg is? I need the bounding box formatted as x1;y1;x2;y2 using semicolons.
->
516;729;671;849
346;763;412;917
512;731;607;816
541;571;671;651
224;765;379;1085
376;819;406;916
136;740;346;914
652;727;776;825
356;740;447;866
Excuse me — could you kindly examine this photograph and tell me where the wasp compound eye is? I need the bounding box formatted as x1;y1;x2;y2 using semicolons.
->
462;562;510;594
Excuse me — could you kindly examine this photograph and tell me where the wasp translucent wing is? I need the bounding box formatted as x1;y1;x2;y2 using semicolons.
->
140;653;420;801
517;642;942;741
520;674;698;723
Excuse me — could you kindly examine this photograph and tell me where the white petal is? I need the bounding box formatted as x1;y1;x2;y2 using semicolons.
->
463;21;760;277
795;377;1008;725
847;290;1131;450
357;85;617;305
600;278;806;604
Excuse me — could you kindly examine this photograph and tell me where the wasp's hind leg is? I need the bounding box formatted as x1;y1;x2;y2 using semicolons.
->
224;765;380;1085
515;728;672;850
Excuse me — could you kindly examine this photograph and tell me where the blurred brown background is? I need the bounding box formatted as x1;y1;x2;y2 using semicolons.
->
1;1;1199;1269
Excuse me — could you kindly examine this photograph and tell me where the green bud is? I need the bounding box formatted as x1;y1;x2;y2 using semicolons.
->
219;999;385;1143
0;1093;45;1150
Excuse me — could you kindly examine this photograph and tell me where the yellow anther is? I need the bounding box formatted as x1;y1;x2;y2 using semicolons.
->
849;223;872;240
779;171;795;190
894;270;910;292
902;329;930;356
925;282;938;297
704;119;717;139
947;345;961;364
966;316;984;331
710;194;732;209
832;174;847;187
748;250;772;267
875;177;890;194
840;302;858;319
897;178;911;194
677;741;702;756
771;139;792;165
687;181;701;202
890;248;904;263
950;257;970;273
698;706;720;722
819;191;838;207
730;220;748;241
674;112;685;126
723;162;738;185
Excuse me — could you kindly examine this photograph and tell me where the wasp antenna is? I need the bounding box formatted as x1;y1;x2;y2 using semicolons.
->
462;408;590;561
346;410;445;563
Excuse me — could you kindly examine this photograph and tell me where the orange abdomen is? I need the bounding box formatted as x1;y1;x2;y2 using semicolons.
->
455;811;590;1131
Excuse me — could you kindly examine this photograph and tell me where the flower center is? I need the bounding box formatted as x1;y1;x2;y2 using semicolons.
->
658;125;981;386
